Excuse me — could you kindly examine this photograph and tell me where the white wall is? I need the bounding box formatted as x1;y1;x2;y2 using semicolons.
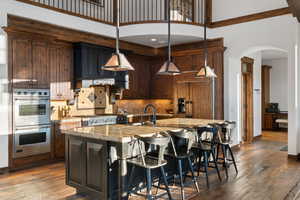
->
263;58;289;111
0;12;9;168
247;52;262;137
212;0;288;22
208;15;298;154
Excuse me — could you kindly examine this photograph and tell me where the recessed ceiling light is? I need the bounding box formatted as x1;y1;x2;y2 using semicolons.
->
150;38;158;42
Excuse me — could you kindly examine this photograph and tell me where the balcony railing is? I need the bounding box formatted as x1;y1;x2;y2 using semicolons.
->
16;0;206;26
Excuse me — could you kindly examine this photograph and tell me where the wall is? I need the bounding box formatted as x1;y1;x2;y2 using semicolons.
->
247;52;262;137
209;15;298;154
212;0;288;22
263;58;289;111
0;13;9;168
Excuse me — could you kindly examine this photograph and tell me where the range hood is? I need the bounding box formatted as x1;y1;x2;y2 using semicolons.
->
74;42;129;89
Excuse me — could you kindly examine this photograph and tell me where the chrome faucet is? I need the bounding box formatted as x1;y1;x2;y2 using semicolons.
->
144;104;157;125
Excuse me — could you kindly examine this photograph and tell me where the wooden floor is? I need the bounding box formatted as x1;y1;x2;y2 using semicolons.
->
0;131;299;200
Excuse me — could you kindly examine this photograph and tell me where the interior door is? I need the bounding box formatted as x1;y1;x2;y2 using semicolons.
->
242;75;248;141
190;82;212;119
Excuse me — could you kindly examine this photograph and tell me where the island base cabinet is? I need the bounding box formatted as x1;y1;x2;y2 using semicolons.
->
65;136;108;200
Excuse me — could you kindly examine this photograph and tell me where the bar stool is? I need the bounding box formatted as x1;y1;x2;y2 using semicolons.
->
193;126;222;188
167;129;200;200
127;132;173;200
215;121;238;179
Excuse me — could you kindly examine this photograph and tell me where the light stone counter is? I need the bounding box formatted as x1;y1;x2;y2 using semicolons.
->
62;124;181;143
155;118;225;128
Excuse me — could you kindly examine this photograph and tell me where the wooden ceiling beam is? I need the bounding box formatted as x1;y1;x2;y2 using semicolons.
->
287;0;300;22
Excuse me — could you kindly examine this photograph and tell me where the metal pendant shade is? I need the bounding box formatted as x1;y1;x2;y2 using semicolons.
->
197;65;217;78
196;0;217;78
157;61;181;75
103;0;134;71
157;0;181;76
103;52;135;71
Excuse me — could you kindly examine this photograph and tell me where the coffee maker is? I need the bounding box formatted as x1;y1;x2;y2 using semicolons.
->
178;98;186;113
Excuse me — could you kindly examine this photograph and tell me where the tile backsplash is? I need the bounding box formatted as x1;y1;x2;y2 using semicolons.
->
116;99;173;114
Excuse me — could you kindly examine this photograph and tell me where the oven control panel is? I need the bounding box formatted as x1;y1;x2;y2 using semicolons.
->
14;89;50;97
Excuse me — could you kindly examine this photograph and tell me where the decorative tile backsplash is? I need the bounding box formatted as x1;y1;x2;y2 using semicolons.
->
116;99;173;114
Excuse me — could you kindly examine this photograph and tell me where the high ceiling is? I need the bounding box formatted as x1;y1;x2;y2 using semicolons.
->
121;34;202;48
261;50;288;61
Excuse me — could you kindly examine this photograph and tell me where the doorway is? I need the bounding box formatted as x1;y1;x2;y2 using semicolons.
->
241;57;254;143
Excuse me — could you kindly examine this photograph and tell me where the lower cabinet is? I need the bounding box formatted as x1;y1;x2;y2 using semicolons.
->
66;136;108;199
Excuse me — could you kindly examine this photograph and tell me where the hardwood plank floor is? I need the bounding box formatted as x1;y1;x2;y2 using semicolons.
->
0;132;299;200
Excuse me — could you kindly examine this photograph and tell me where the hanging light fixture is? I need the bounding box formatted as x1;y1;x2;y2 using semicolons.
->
157;0;181;75
196;0;217;78
103;0;134;71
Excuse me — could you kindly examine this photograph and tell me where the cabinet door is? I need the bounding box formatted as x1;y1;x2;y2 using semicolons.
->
54;125;65;159
49;46;60;99
32;41;50;88
58;46;73;100
67;136;85;186
12;38;32;88
50;45;73;100
190;82;212;119
86;142;107;198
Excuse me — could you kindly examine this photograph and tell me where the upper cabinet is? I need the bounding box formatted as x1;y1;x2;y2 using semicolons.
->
73;43;128;88
11;37;50;89
49;43;74;100
9;33;74;100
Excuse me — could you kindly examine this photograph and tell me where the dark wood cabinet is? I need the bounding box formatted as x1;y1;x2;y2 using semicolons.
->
11;37;50;88
66;136;108;199
49;44;74;100
74;43;128;89
263;113;288;130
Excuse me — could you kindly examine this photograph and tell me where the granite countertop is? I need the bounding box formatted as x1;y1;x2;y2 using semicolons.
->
124;113;174;118
155;118;225;128
62;124;181;143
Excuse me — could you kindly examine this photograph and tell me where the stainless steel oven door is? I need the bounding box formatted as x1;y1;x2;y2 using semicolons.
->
13;125;51;158
14;98;50;127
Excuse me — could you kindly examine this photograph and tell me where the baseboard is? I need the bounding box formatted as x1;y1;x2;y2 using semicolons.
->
0;167;9;174
288;154;300;160
253;135;262;141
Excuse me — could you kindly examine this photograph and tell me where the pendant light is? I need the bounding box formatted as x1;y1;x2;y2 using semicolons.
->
157;0;181;75
196;0;217;78
103;0;134;71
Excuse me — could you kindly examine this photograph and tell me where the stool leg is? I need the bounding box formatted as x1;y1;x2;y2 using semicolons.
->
197;150;202;177
228;145;238;174
188;157;200;193
178;159;185;200
222;145;228;179
127;165;136;193
160;166;173;200
146;168;153;200
203;152;210;189
211;150;222;182
216;143;220;163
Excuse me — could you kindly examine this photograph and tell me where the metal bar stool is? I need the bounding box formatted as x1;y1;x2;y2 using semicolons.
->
127;132;173;200
167;128;200;200
214;121;238;179
193;126;222;188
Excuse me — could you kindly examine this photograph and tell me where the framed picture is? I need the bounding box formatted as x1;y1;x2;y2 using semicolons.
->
83;0;105;7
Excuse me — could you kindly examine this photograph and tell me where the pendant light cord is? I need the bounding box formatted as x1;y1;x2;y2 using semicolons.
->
116;0;120;54
167;0;171;70
204;0;208;67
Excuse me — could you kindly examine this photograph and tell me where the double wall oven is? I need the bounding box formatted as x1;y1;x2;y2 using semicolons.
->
13;89;51;158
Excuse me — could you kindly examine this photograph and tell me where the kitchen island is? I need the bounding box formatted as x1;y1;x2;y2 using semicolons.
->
63;124;181;200
63;119;227;200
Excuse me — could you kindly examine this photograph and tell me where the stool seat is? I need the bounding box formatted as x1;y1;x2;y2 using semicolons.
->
193;142;213;151
128;155;167;169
